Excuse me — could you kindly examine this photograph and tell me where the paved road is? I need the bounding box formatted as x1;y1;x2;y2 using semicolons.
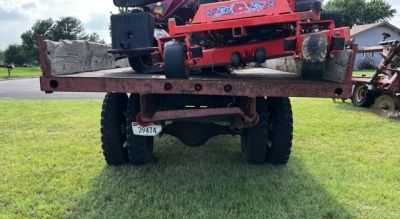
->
0;78;105;99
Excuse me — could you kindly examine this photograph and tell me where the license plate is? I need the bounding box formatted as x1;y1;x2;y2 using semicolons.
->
131;122;162;136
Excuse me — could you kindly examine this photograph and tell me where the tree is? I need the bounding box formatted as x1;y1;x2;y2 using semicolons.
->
325;0;397;27
363;0;397;24
50;16;88;41
4;44;26;65
0;50;4;64
87;32;106;44
20;19;54;64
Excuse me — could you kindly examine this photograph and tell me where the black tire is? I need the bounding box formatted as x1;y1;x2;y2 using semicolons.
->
126;93;154;165
164;44;188;78
352;84;376;107
100;93;129;165
301;34;328;79
321;10;343;28
241;97;269;164
128;55;152;73
265;97;293;165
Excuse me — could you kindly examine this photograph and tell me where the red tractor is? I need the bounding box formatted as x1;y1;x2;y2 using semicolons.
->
110;0;349;79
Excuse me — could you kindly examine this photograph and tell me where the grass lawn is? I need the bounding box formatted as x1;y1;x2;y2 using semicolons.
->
0;98;399;218
0;66;42;79
352;70;375;77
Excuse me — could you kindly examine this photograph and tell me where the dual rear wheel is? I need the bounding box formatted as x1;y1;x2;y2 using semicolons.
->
101;94;293;165
241;97;293;165
100;93;154;165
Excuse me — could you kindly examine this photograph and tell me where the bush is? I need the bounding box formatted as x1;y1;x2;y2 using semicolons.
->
358;59;375;70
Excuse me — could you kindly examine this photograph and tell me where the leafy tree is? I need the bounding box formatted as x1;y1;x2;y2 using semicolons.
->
4;44;26;65
20;19;54;64
87;32;106;44
50;16;88;41
325;0;397;27
0;50;4;64
363;0;397;24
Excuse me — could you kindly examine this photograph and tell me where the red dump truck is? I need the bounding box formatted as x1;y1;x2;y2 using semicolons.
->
38;0;355;165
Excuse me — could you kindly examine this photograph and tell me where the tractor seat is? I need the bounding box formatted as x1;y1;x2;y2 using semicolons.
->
113;0;164;7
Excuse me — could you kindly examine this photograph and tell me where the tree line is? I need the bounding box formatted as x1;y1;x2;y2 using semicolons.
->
325;0;396;27
1;16;106;66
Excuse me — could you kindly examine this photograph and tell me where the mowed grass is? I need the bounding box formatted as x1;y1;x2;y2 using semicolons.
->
0;98;399;218
0;66;42;79
352;70;375;77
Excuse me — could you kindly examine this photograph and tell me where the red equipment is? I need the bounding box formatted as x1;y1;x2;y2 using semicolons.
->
351;32;400;117
109;0;350;79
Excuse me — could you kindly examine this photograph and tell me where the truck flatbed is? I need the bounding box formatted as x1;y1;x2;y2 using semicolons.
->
40;67;351;98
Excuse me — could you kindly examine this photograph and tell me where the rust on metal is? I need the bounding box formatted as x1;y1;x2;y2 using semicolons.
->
36;35;51;76
344;44;358;84
357;46;385;53
40;74;352;98
141;107;254;122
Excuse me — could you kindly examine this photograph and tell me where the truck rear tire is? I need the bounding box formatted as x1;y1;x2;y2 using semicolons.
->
126;93;154;165
241;97;269;164
100;93;129;165
266;97;293;165
352;84;376;107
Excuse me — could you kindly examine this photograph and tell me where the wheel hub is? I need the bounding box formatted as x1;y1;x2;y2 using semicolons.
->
373;95;399;117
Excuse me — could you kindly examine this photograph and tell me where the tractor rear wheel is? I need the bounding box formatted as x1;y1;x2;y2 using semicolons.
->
126;93;155;165
352;84;376;107
266;97;293;165
128;55;152;73
100;93;129;165
241;97;269;164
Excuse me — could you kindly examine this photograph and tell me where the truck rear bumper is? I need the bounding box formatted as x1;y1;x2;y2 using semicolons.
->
40;68;351;98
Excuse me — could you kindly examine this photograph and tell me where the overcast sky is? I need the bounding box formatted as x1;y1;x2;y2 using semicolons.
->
0;0;399;50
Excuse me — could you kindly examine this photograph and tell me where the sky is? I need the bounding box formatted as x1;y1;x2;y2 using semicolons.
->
0;0;400;50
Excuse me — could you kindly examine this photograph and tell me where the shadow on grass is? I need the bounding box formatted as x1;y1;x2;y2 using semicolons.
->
65;136;351;219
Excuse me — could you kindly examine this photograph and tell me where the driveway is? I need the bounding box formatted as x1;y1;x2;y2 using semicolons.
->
0;78;105;99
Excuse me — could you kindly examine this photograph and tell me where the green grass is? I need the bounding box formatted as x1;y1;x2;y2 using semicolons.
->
0;66;42;79
352;70;375;77
0;99;399;218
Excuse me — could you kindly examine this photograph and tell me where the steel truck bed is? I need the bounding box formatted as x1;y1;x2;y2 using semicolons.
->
40;67;352;98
